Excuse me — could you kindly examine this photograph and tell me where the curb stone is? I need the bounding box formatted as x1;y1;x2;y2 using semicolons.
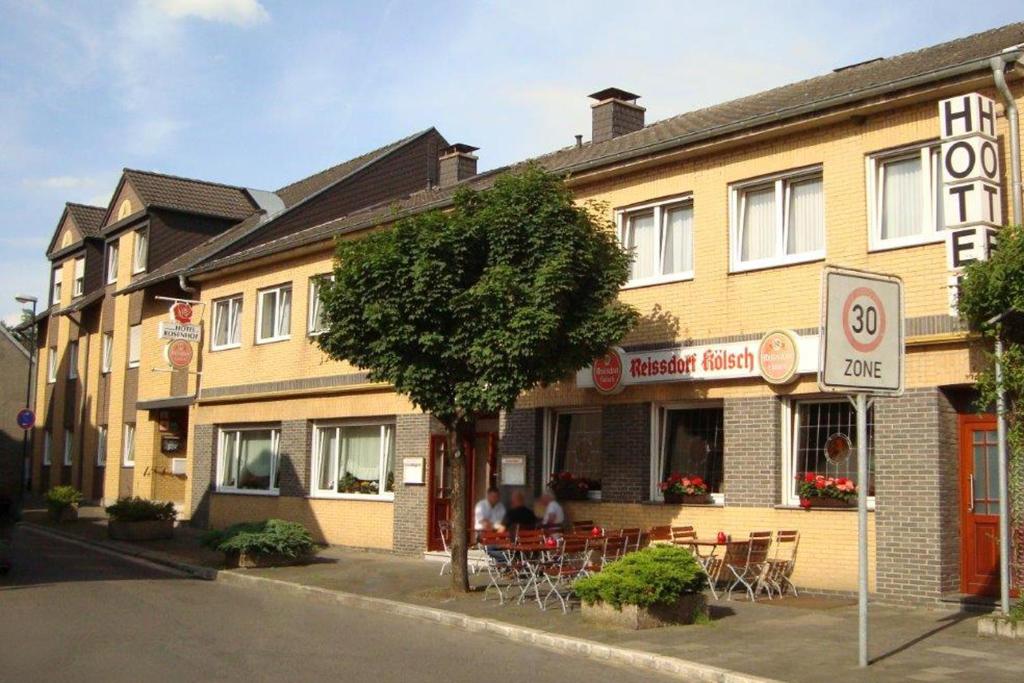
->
23;522;780;683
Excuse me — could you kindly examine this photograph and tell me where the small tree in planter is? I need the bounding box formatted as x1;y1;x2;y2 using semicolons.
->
105;497;176;541
44;486;82;522
796;473;857;508
659;473;711;504
574;545;708;629
202;519;316;568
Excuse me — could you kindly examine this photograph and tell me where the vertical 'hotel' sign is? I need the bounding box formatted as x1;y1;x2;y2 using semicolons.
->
939;93;1003;306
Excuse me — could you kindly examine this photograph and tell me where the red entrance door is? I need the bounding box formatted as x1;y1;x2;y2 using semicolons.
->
960;415;1001;596
426;432;498;551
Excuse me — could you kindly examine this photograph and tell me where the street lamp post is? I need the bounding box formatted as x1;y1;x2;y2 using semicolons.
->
14;294;37;521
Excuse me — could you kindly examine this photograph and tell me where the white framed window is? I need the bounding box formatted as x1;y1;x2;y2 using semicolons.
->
51;268;62;305
43;430;52;466
132;228;148;274
68;340;79;380
541;408;603;485
730;167;824;272
127;324;141;368
616;197;694;287
311;422;395;499
256;284;292;344
47;346;57;383
101;332;113;373
650;404;725;503
211;295;243;350
780;398;875;508
867;143;944;251
123;423;135;467
63;429;73;466
307;274;334;336
97;426;108;467
73;257;85;297
217;427;281;494
106;240;119;284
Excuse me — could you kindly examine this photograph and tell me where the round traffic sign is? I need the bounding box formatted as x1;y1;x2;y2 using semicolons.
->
841;286;887;353
16;408;35;430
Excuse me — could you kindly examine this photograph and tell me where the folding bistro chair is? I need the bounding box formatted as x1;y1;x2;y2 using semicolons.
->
600;532;628;568
515;528;545;543
479;531;513;604
724;535;772;601
620;528;643;553
437;520;453;576
647;525;672;544
540;537;591;613
671;525;697;547
764;530;800;597
571;521;596;534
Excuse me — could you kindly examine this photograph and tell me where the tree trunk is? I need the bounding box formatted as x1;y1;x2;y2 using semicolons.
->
447;418;475;593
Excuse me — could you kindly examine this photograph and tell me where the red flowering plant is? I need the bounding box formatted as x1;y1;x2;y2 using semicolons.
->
547;472;591;500
659;473;710;497
796;473;857;508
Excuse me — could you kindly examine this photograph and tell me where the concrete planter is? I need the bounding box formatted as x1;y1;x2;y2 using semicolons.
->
581;593;707;629
108;519;175;541
978;615;1024;639
48;505;79;523
226;550;314;569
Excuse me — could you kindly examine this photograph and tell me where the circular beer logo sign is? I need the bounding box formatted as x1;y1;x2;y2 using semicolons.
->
165;340;193;369
758;329;800;385
591;347;625;395
171;302;194;324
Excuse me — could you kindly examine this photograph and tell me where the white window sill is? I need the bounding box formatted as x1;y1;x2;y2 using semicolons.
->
255;336;290;346
210;343;241;352
47;379;56;384
308;330;325;338
868;233;943;253
777;499;876;511
127;364;140;369
106;279;117;285
730;252;824;274
123;463;135;468
101;369;111;375
132;268;146;275
308;492;395;502
42;461;52;467
215;487;280;496
622;272;694;291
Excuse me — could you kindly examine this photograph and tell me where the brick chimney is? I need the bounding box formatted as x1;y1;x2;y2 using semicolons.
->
438;144;479;186
589;88;644;144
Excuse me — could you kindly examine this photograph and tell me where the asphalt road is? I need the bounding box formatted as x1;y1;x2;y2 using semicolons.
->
0;527;672;683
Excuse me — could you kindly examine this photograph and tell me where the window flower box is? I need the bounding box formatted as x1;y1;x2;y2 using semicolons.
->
663;492;713;505
797;473;857;509
659;473;711;504
547;472;595;501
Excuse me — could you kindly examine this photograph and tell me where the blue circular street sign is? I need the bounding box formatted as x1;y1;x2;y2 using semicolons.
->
16;409;35;430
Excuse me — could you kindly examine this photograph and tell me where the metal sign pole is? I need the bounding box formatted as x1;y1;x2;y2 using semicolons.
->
856;391;869;668
994;334;1011;615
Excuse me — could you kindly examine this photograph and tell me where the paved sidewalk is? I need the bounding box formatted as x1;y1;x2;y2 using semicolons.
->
23;506;1023;683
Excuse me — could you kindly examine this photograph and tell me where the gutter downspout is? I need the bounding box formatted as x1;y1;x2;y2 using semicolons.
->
178;274;197;295
989;54;1021;617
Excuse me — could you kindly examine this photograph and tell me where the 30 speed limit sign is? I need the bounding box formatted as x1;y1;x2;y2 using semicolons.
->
819;267;904;395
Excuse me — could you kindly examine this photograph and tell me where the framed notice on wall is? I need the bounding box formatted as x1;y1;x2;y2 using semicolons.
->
403;457;425;485
501;455;526;486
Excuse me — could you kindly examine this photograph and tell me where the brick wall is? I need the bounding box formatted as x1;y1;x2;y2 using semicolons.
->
601;403;650;503
723;396;781;507
189;423;215;526
498;408;543;495
392;413;432;554
277;419;311;497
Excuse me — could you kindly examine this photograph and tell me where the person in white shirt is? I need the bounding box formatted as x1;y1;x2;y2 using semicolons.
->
538;490;565;530
474;487;506;535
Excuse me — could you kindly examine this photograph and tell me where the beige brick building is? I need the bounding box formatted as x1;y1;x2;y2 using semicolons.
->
25;23;1024;605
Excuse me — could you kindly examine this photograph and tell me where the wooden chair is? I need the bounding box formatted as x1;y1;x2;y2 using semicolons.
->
764;530;800;597
620;528;643;553
647;525;672;543
724;536;772;601
671;525;697;545
571;520;596;533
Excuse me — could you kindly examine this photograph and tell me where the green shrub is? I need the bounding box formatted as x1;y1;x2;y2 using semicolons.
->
574;545;706;609
44;486;82;516
201;519;315;558
1009;598;1024;623
105;497;176;523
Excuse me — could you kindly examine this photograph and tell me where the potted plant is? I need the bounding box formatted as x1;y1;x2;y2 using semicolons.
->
547;472;590;501
659;473;712;504
797;473;857;508
105;497;176;541
202;519;317;568
339;473;380;495
575;545;708;629
44;486;82;522
584;478;602;501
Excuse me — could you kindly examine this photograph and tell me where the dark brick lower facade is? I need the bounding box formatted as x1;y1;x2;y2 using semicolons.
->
392;413;434;554
723;396;780;507
189;423;215;526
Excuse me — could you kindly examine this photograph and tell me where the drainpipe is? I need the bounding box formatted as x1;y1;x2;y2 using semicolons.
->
178;273;197;295
989;55;1021;617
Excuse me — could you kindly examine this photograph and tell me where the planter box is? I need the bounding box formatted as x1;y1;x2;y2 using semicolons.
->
800;497;854;509
108;519;174;541
226;550;314;569
978;615;1024;639
663;492;712;505
582;593;707;630
48;505;79;523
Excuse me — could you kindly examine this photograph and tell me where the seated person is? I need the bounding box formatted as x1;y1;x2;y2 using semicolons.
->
474;487;506;538
500;490;538;537
537;490;565;531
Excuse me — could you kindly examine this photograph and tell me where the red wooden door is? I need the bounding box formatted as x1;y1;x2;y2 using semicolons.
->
426;432;498;551
960;415;1000;596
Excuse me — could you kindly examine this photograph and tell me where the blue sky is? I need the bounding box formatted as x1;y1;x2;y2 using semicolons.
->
1;0;1021;323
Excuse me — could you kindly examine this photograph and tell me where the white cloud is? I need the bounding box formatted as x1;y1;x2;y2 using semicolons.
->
153;0;269;27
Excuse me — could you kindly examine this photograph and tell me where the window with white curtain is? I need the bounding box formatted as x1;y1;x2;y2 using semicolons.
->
868;144;944;250
308;275;333;335
47;346;57;383
101;333;113;373
730;168;824;271
311;422;395;498
650;405;725;501
68;340;78;380
63;429;73;466
43;430;52;466
123;423;136;467
212;295;243;350
132;228;148;273
256;284;292;343
73;257;85;297
217;427;281;493
106;240;119;284
617;197;694;286
97;426;108;466
128;325;141;368
51;268;62;306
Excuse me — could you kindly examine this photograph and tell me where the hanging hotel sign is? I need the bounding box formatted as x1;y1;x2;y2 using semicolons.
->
170;301;194;324
578;333;818;391
164;339;194;370
158;321;201;342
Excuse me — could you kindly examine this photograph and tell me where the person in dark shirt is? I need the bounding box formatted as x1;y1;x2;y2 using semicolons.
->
500;489;537;537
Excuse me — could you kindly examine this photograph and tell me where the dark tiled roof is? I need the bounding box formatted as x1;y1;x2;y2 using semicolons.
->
122;169;258;220
54;289;104;316
65;203;106;239
189;22;1024;275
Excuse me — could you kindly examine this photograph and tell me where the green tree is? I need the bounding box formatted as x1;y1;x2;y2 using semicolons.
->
317;165;638;591
958;223;1024;591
